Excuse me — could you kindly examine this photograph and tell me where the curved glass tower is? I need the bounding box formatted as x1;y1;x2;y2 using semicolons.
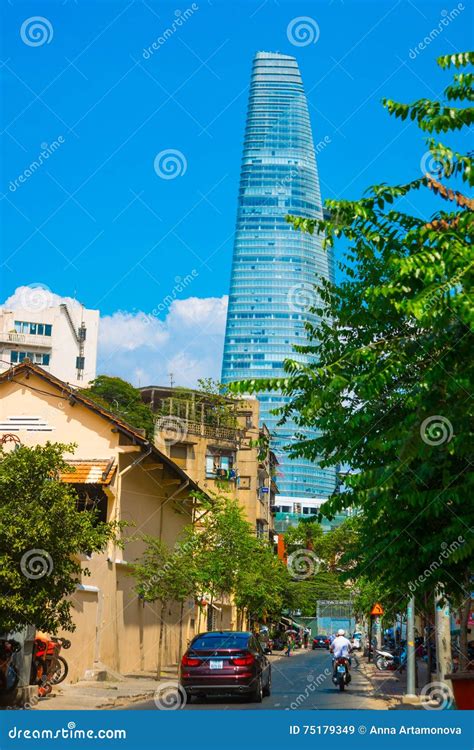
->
221;51;337;500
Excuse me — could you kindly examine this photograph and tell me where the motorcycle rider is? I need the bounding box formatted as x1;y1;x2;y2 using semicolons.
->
330;628;352;682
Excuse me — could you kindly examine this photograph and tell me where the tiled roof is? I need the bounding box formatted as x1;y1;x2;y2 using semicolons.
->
60;459;116;485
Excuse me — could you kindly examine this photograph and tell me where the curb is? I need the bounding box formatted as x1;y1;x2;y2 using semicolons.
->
356;659;402;707
99;690;158;709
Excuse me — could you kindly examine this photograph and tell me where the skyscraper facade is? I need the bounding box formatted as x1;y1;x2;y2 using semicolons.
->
221;51;337;500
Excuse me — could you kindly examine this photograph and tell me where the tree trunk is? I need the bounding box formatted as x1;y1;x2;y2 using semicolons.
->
424;593;432;682
197;600;202;633
459;581;471;672
435;590;452;685
177;601;185;664
368;616;373;662
156;601;165;681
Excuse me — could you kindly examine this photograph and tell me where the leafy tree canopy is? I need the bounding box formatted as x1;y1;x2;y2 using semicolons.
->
81;375;155;439
0;443;117;634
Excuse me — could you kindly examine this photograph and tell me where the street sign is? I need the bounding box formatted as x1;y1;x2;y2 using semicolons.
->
370;603;384;616
260;487;269;493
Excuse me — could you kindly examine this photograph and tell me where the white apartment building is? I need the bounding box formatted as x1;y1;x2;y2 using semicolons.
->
0;302;99;386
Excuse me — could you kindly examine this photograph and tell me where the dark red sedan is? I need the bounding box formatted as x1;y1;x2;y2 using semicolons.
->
180;631;271;703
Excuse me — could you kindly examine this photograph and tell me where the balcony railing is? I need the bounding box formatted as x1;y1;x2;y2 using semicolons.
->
0;331;52;349
185;420;242;443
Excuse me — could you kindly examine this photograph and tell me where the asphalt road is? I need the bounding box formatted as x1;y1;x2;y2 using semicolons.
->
127;648;386;711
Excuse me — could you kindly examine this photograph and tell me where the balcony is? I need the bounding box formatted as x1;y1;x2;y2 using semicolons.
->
0;331;52;349
186;420;242;444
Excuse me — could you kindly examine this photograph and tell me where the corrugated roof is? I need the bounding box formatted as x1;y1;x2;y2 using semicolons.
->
61;459;116;485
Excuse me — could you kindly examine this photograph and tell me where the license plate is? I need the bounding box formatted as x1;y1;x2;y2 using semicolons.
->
209;660;223;670
337;665;346;673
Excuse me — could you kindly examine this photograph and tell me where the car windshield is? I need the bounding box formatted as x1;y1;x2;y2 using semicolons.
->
192;634;249;650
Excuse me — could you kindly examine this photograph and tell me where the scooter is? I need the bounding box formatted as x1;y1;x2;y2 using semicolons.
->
375;645;407;672
30;635;71;696
333;656;351;691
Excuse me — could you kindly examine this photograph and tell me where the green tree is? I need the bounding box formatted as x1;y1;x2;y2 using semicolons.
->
235;541;290;625
133;537;196;675
0;443;117;634
82;375;155;439
288;573;349;617
314;518;358;579
284;518;324;553
230;51;474;662
189;494;256;620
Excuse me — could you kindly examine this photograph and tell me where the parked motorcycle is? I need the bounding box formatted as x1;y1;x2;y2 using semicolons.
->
30;635;71;696
0;639;21;693
333;656;351;691
375;644;407;672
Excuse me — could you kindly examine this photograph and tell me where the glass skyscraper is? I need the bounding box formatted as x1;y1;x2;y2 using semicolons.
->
221;51;337;500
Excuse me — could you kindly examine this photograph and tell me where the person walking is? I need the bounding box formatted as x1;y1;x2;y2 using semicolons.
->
303;628;310;649
285;633;293;657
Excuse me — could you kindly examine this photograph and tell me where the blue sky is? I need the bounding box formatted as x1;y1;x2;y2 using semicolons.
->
1;0;472;385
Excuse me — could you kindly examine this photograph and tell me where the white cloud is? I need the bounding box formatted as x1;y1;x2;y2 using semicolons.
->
1;286;228;388
99;296;228;386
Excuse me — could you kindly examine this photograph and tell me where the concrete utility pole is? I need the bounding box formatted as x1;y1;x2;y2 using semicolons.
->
374;616;382;650
406;596;416;698
435;591;452;686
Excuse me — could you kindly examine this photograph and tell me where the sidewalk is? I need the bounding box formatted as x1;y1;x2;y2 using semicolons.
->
35;674;162;711
356;657;430;709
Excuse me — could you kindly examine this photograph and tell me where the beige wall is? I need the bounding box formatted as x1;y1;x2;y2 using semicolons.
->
156;398;272;533
0;371;197;682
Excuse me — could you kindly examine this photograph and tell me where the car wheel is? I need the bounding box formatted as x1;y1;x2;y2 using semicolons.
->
263;670;271;697
251;676;263;703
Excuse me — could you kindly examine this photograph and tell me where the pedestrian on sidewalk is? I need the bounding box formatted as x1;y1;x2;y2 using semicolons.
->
285;633;294;657
303;628;310;649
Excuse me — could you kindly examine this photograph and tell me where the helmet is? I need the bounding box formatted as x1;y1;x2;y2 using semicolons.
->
337;629;346;636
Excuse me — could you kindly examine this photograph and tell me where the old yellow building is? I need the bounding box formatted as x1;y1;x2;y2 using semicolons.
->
0;363;206;682
141;385;279;540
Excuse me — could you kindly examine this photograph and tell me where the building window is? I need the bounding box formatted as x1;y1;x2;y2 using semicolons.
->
169;444;187;468
76;356;85;370
14;321;52;336
10;351;50;366
205;452;236;479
